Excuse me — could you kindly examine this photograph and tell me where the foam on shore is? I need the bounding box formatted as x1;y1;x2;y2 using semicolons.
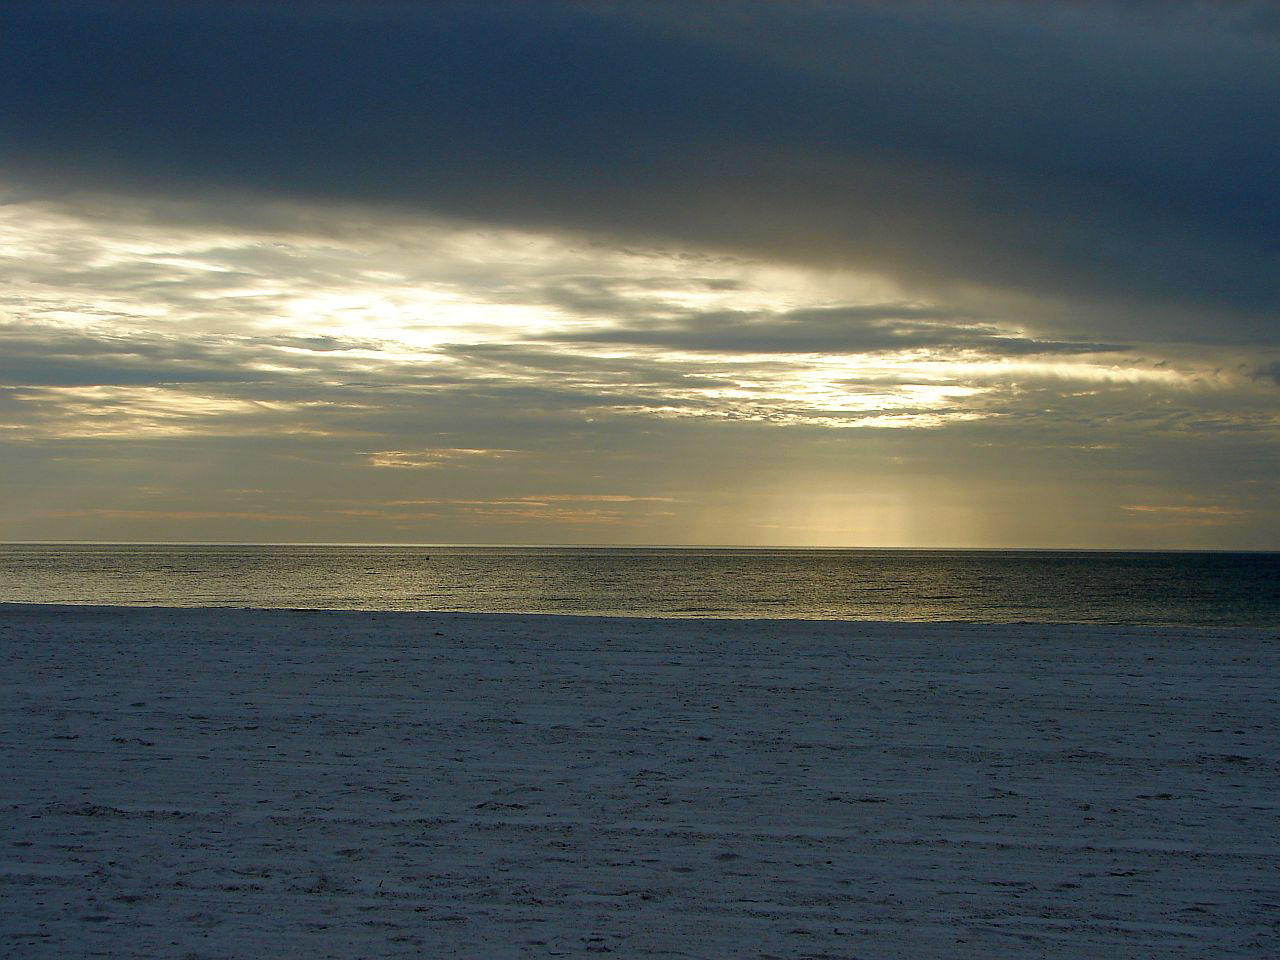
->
3;605;1278;958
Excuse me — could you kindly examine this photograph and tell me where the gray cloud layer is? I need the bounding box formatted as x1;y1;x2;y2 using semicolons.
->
2;1;1278;343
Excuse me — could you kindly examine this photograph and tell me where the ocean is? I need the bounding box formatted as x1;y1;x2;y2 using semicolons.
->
1;543;1276;626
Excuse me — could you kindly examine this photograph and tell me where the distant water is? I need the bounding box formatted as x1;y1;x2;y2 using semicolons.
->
1;544;1277;626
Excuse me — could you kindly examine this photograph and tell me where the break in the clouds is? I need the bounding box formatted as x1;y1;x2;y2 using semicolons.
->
0;1;1277;547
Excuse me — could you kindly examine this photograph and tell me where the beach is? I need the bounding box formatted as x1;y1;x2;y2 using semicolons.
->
3;604;1278;958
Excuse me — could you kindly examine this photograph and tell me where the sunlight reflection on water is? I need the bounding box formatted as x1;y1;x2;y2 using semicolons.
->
2;545;1277;626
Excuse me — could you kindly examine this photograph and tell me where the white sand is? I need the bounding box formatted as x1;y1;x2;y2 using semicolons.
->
2;605;1278;958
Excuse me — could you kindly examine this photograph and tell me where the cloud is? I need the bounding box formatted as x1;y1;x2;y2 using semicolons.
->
34;507;314;524
367;448;517;469
1122;504;1252;526
537;304;1135;356
0;79;1277;550
1;1;1277;343
0;193;1270;451
0;325;274;388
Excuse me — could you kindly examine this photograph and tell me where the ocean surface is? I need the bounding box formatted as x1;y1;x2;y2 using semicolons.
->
1;543;1277;625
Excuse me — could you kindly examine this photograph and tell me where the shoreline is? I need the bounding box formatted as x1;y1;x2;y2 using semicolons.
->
2;601;1272;633
4;606;1278;957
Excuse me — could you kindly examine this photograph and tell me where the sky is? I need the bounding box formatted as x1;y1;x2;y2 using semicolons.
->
1;1;1277;548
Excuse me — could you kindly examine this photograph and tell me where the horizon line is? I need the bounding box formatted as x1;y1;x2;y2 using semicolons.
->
2;540;1277;554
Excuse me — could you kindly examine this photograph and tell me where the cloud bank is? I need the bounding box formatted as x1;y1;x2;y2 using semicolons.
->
0;2;1276;546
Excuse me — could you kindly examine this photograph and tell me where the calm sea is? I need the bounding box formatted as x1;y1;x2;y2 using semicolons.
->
1;544;1277;626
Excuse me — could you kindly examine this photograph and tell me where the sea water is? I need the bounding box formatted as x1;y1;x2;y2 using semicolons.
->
1;544;1276;626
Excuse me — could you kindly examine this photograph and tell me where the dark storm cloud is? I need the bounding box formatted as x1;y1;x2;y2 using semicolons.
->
2;1;1277;341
